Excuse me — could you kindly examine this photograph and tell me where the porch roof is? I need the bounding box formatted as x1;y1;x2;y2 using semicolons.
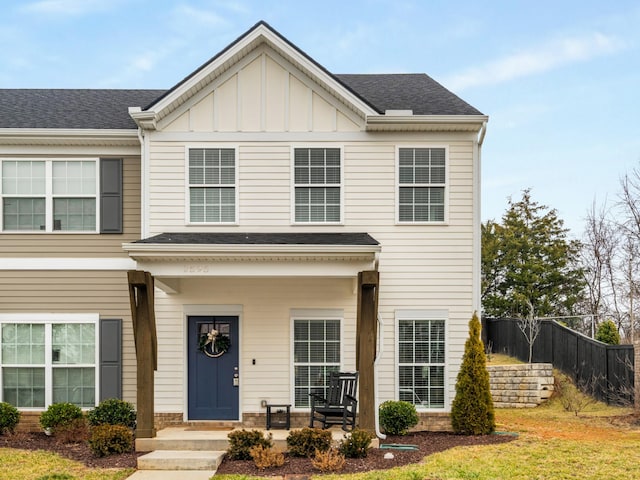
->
123;232;380;281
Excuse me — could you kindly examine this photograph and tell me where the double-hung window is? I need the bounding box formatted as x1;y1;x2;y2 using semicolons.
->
294;148;341;223
397;312;446;408
1;159;98;232
188;148;236;223
398;147;446;222
292;317;341;408
0;314;98;409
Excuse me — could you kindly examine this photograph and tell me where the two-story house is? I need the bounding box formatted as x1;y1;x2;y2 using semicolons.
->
0;21;487;434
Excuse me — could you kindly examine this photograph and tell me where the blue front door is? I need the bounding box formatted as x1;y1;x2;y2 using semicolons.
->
188;316;239;420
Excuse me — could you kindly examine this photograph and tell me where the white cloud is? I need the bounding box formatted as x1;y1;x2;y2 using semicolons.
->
20;0;116;16
172;4;228;29
445;32;625;91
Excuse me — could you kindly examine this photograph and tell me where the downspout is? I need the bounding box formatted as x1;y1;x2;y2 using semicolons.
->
136;127;149;239
374;312;386;440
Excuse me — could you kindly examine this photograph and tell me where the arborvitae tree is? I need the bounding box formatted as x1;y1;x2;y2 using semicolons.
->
595;319;621;345
451;312;495;435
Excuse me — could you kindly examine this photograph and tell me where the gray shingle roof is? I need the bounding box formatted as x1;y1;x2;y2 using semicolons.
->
135;232;379;246
0;89;164;129
336;74;483;116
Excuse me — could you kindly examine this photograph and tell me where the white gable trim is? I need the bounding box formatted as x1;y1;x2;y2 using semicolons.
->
133;23;377;131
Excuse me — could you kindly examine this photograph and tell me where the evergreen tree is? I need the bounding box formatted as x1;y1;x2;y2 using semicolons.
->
482;189;584;319
595;319;621;345
451;312;495;435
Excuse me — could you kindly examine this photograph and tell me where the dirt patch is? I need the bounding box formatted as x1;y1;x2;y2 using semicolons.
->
216;431;516;476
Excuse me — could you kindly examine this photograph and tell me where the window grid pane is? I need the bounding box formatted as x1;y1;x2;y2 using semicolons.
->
293;319;340;408
52;367;95;407
2;198;46;230
398;319;445;408
189;149;236;223
398;148;446;222
294;148;341;223
2;367;45;408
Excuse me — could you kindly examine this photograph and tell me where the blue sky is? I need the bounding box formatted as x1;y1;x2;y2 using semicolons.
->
1;0;639;237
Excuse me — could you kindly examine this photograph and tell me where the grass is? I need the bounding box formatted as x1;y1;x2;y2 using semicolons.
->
485;352;525;365
0;448;134;480
216;396;640;480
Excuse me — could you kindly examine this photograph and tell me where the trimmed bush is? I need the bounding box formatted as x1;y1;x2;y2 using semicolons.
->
227;429;273;460
89;424;134;457
451;312;495;435
339;429;374;458
0;402;20;435
379;401;419;435
312;448;346;472
249;445;285;470
87;398;136;429
54;417;89;444
286;427;331;457
39;402;83;433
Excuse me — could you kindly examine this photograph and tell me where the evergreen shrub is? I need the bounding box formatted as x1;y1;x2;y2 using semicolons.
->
227;429;273;460
378;400;419;435
286;427;331;457
87;398;136;428
0;402;20;434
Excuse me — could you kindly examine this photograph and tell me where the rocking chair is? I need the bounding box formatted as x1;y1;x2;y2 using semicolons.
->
309;371;358;431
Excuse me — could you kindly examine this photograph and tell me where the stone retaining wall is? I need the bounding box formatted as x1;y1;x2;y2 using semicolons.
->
487;363;554;408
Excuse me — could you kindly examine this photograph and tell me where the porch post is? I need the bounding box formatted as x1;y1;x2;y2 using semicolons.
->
356;270;379;432
128;270;158;438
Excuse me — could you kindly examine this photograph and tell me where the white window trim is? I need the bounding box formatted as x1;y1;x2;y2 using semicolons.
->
395;145;449;225
290;146;344;225
0;313;100;410
184;146;240;226
394;309;448;412
290;309;344;412
0;158;100;233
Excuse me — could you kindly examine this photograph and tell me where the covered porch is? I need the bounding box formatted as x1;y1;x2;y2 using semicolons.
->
123;233;382;438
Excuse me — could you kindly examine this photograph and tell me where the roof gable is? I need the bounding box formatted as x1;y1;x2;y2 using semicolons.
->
131;21;379;130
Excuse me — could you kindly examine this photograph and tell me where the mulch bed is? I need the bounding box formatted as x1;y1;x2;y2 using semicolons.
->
1;430;516;475
0;431;142;469
216;431;517;476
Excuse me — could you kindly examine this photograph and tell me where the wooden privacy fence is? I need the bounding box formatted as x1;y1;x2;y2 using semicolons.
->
483;318;634;405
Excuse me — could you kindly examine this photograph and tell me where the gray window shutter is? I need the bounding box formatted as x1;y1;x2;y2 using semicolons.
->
100;158;123;233
100;318;122;400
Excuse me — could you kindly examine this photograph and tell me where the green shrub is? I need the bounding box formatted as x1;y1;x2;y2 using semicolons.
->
88;424;134;457
596;320;620;345
39;403;83;433
227;429;273;460
339;429;374;458
0;402;20;435
379;401;419;435
286;427;331;457
87;398;136;429
451;312;495;435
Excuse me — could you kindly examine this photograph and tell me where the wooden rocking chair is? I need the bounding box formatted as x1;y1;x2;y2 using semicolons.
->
309;371;358;431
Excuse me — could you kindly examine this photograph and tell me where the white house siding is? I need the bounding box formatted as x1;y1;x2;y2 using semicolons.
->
152;277;356;415
142;44;478;416
0;270;136;405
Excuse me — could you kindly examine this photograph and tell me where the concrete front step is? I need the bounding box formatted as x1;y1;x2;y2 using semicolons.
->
137;450;225;471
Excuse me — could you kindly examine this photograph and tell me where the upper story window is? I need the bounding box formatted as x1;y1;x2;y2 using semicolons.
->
398;147;446;223
188;148;237;224
293;148;341;223
1;160;98;232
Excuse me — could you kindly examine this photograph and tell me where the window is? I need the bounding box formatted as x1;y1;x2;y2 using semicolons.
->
1;159;98;232
398;147;446;222
294;148;341;223
188;148;236;223
397;315;445;408
0;314;98;409
293;318;341;408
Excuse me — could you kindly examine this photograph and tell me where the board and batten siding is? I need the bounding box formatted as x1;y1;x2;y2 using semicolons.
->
0;270;136;405
152;277;356;414
0;156;141;257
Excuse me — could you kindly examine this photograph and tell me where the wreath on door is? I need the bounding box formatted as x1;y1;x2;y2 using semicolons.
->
198;329;231;358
